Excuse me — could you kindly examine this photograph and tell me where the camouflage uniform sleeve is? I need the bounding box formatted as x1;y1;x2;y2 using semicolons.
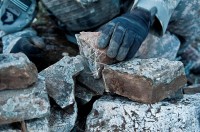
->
0;0;37;35
132;0;181;35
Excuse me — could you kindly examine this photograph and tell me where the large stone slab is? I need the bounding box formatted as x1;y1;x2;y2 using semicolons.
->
103;58;187;103
76;32;116;79
39;55;84;108
49;103;77;132
86;95;200;131
0;76;50;125
0;53;38;90
77;57;105;95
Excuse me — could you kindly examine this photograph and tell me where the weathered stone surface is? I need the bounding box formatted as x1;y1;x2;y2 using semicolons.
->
103;58;187;103
86;95;200;131
76;32;116;79
75;84;96;105
0;76;50;125
49;103;77;132
39;55;84;108
0;53;38;90
25;117;49;132
77;57;105;95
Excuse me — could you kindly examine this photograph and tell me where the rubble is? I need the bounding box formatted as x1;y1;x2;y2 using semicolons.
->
103;58;187;103
0;53;38;90
0;76;50;125
76;32;116;79
48;103;77;132
77;57;105;95
86;95;200;131
25;117;49;132
39;55;84;108
75;84;96;105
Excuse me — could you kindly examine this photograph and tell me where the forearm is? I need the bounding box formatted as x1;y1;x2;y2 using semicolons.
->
131;0;181;35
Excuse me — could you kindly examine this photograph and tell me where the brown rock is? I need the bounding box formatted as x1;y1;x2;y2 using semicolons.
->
76;32;116;79
102;58;187;103
0;53;38;90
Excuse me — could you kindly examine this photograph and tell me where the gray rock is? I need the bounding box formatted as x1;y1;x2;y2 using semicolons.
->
103;58;187;103
49;103;77;132
25;117;49;132
39;55;84;108
86;95;200;131
0;124;21;132
75;84;96;105
0;53;38;90
0;76;50;125
77;57;105;95
76;32;116;79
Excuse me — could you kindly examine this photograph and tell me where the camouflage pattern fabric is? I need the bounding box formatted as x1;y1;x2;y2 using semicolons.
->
135;0;200;60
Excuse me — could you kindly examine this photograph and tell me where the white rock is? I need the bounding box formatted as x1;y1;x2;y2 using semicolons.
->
86;94;200;131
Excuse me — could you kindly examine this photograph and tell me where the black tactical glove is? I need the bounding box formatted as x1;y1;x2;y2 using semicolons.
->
98;7;151;61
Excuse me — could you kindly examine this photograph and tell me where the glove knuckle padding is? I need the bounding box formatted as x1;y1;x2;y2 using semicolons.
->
0;0;37;34
98;22;115;48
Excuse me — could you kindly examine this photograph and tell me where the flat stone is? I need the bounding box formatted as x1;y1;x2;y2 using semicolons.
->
25;117;49;132
39;55;84;108
77;56;105;95
76;32;116;79
49;103;77;132
0;76;50;125
102;58;187;103
86;95;200;131
75;84;96;105
0;53;38;90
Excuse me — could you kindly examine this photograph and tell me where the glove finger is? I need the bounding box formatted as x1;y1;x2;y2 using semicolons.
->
10;37;42;55
97;22;115;49
116;31;135;61
126;36;143;60
107;24;126;58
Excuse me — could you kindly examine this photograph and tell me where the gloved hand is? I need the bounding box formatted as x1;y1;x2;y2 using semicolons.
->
97;7;151;61
76;0;98;5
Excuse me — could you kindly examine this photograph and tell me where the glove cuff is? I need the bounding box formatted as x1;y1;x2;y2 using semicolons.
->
130;7;151;23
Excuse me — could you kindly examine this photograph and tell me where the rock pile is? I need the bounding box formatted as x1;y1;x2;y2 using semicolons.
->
0;32;199;131
0;53;50;130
